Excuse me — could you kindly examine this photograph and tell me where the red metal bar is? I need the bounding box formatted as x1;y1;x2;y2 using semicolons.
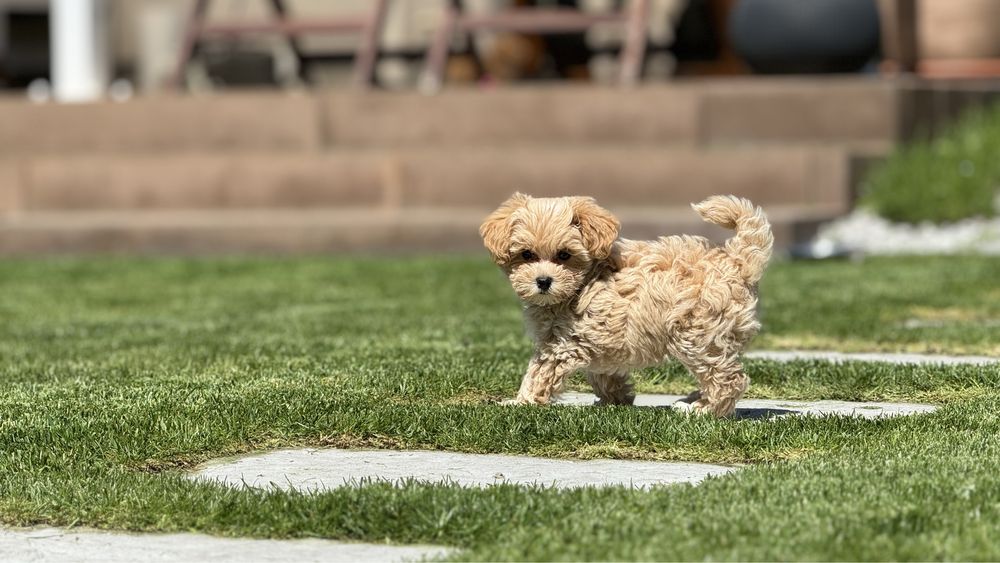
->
268;0;307;81
419;3;459;93
458;10;624;33
169;0;209;89
198;18;371;36
619;0;650;86
351;0;390;88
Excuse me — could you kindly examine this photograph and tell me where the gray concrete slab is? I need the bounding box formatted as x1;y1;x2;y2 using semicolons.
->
0;527;449;563
192;449;736;492
555;392;937;419
746;350;997;365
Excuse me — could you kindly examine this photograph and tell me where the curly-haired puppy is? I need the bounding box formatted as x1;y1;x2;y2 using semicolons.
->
480;193;772;416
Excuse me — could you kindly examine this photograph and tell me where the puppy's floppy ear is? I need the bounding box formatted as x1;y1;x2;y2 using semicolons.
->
480;192;530;265
571;197;620;260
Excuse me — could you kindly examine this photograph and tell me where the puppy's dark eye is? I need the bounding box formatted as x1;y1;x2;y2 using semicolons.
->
520;250;535;261
556;250;571;261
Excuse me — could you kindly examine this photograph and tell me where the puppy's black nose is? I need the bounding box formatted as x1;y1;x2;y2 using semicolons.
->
536;276;553;291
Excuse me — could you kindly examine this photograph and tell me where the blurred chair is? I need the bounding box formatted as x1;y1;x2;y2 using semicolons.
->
170;0;389;89
419;0;651;92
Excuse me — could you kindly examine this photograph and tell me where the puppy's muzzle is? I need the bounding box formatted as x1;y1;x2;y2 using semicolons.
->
535;276;553;292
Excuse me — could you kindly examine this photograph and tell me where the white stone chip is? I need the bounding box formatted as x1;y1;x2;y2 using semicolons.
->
192;449;735;492
0;527;449;563
813;209;1000;255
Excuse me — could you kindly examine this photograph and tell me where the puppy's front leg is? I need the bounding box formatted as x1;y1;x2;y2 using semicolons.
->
515;351;586;405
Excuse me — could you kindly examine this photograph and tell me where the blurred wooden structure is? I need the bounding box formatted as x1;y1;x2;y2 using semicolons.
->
419;0;651;91
880;0;1000;78
171;0;389;89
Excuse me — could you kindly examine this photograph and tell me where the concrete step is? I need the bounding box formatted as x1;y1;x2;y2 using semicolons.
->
326;78;899;148
694;78;899;146
323;85;701;147
0;78;900;155
0;145;854;213
0;205;842;255
0;91;322;156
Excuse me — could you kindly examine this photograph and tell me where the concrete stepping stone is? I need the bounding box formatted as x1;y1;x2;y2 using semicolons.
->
192;449;735;492
0;527;449;563
188;350;951;503
555;392;937;419
746;350;997;365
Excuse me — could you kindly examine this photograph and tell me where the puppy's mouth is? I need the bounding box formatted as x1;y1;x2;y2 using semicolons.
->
522;288;561;306
510;270;574;306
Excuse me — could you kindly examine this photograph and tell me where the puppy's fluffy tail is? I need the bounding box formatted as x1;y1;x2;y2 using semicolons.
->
692;195;773;284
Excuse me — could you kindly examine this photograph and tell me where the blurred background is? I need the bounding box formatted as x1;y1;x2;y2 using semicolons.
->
0;0;998;255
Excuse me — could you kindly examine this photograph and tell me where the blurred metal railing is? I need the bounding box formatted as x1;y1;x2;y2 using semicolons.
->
419;0;651;92
170;0;389;90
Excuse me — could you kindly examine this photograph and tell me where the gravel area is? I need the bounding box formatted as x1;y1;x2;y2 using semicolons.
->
810;210;1000;255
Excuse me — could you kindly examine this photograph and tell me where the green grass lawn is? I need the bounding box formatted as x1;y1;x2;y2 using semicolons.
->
1;255;999;560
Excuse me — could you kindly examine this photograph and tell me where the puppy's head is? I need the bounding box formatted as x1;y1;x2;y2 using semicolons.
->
480;193;620;306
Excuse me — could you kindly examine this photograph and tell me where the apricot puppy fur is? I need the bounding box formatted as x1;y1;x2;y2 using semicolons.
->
480;194;773;416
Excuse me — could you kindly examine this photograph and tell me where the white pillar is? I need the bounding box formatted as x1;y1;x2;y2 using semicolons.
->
50;0;110;103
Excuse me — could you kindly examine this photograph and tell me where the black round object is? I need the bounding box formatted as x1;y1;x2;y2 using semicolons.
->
728;0;880;74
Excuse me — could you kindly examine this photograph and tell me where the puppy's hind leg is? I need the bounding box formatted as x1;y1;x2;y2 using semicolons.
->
587;370;636;406
679;351;748;417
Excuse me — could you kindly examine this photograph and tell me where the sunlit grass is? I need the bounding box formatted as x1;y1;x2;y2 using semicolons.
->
1;255;998;560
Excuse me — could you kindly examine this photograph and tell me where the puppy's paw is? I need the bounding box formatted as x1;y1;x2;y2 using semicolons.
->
510;390;558;406
500;395;550;406
670;400;697;415
594;395;636;407
683;400;738;418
